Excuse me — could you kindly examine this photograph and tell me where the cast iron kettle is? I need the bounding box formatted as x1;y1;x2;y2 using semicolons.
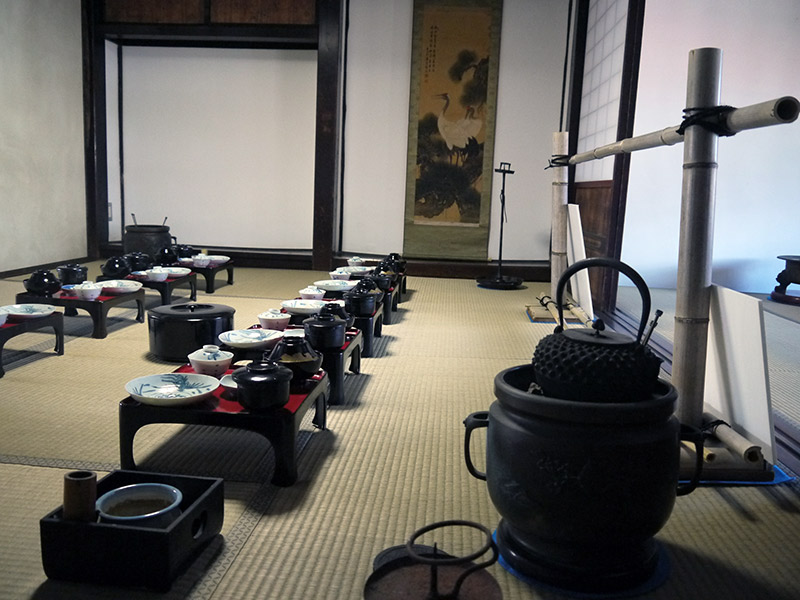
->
533;257;663;403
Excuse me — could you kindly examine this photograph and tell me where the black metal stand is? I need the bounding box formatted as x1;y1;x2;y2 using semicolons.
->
477;162;523;290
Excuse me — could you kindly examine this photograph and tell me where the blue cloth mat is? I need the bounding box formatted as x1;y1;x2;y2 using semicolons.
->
683;464;795;486
494;531;671;599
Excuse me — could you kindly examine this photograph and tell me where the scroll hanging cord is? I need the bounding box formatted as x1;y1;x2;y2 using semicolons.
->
677;105;738;136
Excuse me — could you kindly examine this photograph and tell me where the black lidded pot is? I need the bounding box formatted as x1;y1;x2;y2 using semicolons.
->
124;252;154;271
343;288;377;317
101;256;132;278
154;246;178;266
268;335;323;380
24;269;62;296
320;301;355;329
303;312;347;350
231;359;293;411
56;264;88;285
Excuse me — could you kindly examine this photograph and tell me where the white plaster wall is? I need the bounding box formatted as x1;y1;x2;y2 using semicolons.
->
119;46;317;250
622;0;800;293
342;0;569;260
0;0;86;272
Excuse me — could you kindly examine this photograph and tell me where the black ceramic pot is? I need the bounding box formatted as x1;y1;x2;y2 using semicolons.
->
56;264;88;285
124;252;154;271
303;312;347;350
231;360;293;411
463;364;703;594
171;244;195;258
24;269;62;296
101;256;132;278
343;289;377;317
366;273;392;292
154;246;178;266
268;335;323;380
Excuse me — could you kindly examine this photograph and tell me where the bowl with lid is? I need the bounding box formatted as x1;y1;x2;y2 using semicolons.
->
188;344;234;377
299;287;325;300
258;310;291;331
73;282;103;301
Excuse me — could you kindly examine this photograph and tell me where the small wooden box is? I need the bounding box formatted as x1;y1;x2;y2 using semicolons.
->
40;470;224;591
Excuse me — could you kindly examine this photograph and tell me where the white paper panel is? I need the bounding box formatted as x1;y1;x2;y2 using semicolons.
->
566;204;594;320
704;285;775;463
119;46;317;249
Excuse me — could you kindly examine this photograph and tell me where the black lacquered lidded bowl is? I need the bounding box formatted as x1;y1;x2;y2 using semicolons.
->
304;312;347;350
231;359;293;411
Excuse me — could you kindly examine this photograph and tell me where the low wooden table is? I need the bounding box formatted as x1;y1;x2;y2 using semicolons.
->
354;308;383;358
770;254;800;305
99;273;197;305
382;285;400;325
15;290;145;339
0;312;64;377
119;367;328;486
192;261;234;293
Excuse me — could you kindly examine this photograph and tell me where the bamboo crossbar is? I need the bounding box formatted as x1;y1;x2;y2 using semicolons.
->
568;96;798;165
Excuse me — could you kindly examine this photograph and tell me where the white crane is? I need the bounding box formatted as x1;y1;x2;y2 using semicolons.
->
435;93;470;164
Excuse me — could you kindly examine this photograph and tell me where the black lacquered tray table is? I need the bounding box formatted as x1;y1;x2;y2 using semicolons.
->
0;311;64;377
119;366;328;486
15;290;145;339
99;273;197;305
192;260;234;293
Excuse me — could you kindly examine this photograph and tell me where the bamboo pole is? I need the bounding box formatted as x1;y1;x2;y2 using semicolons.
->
550;132;569;300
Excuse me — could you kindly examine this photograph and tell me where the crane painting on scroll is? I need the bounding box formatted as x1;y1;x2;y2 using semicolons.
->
403;0;502;260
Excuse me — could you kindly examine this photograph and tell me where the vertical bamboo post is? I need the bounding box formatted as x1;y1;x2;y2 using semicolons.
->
551;132;569;300
673;48;722;427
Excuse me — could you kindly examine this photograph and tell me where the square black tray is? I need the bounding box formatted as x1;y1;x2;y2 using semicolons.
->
40;470;224;591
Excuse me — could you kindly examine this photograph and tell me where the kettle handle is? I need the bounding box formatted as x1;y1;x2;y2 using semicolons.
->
556;257;651;344
463;412;489;481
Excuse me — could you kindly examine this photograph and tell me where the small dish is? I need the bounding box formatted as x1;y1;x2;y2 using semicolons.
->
258;310;292;331
281;299;327;315
146;268;169;282
299;287;325;300
125;373;220;406
218;328;284;349
0;304;56;321
220;374;238;392
129;271;149;281
101;280;143;295
314;279;358;292
160;267;192;277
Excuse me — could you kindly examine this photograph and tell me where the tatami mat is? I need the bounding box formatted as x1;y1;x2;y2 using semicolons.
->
1;268;799;599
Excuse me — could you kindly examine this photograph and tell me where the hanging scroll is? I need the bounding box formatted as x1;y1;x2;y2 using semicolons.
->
403;0;503;260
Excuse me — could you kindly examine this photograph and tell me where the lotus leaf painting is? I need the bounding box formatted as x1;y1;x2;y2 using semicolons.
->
404;0;502;260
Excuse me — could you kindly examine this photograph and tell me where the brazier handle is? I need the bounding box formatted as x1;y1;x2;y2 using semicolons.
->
463;411;489;481
677;423;704;496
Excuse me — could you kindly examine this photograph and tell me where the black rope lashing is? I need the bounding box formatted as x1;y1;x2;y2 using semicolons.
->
677;105;738;137
545;154;570;169
701;418;729;438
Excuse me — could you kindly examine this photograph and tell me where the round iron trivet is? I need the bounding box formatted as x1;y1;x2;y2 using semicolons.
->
364;520;502;599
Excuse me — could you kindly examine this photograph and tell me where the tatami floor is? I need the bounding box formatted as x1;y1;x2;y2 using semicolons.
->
0;264;799;600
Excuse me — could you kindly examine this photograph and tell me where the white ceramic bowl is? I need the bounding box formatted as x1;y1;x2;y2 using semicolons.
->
178;257;194;267
74;283;102;301
96;483;183;528
314;279;358;292
146;268;169;282
258;310;292;331
101;280;143;295
218;328;284;349
347;256;364;267
0;304;56;321
281;299;327;315
191;254;211;267
299;287;325;300
329;270;351;280
125;373;220;406
129;271;149;281
160;267;192;277
206;255;230;267
188;344;234;377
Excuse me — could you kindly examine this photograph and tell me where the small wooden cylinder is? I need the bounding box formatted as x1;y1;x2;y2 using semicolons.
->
62;470;97;521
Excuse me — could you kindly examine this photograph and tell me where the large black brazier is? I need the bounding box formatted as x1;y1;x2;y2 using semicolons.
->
464;364;702;593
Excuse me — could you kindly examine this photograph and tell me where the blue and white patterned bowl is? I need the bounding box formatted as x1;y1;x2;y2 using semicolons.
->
101;280;143;295
0;304;56;321
218;328;284;349
125;373;220;406
188;344;234;377
314;279;358;292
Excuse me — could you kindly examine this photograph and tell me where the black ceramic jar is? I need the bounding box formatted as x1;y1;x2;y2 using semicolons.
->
232;360;293;411
303;312;347;350
343;289;377;317
101;256;132;279
56;264;88;285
